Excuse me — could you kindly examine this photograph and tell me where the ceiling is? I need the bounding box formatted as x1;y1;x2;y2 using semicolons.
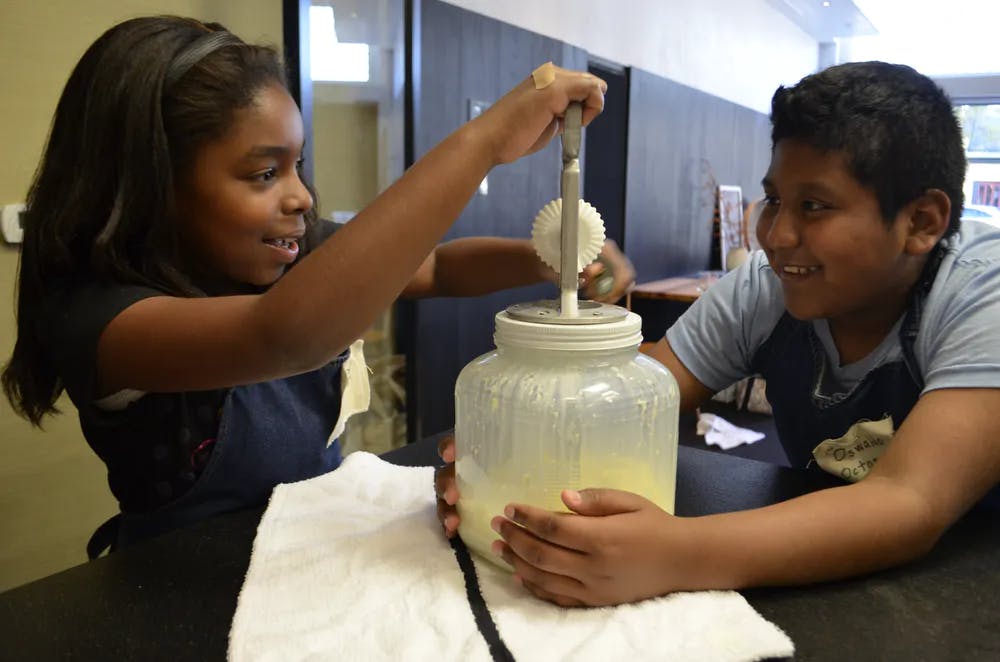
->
849;0;1000;77
767;0;1000;76
765;0;877;41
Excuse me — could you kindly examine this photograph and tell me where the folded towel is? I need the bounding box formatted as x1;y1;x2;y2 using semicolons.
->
229;452;793;662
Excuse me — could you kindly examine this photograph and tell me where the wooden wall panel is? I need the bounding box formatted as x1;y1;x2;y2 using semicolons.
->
405;0;587;439
624;68;771;282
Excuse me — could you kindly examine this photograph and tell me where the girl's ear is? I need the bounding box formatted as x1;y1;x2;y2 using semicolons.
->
904;189;950;255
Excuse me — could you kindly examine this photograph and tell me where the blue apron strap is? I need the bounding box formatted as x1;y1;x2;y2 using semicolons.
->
110;356;347;549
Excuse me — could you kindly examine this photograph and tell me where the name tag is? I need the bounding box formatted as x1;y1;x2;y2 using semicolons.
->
811;415;895;482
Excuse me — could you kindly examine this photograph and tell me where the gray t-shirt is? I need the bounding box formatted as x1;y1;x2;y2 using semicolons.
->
667;221;1000;400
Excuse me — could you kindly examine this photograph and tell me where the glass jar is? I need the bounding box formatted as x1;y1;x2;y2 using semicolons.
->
454;306;679;565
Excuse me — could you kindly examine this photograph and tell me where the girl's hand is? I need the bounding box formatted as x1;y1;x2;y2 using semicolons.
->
489;489;682;607
580;239;635;303
534;239;635;304
435;435;460;538
473;64;606;166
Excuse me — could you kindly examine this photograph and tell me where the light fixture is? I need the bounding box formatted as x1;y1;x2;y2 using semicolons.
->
309;5;370;83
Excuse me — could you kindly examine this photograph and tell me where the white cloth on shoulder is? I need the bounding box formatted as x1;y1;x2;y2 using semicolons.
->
228;452;793;662
327;339;371;445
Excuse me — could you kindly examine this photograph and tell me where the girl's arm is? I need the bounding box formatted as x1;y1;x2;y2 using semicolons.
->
97;66;606;394
401;238;549;299
401;237;634;301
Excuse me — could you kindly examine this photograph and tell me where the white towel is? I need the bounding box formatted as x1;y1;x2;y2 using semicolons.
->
697;411;766;450
229;452;793;662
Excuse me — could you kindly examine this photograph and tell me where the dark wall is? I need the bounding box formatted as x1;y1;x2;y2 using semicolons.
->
282;0;314;182
583;62;629;250
624;68;772;282
404;0;587;439
402;1;771;439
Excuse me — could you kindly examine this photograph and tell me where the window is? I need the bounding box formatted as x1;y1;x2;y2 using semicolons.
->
957;104;1000;220
959;104;1000;158
310;5;370;83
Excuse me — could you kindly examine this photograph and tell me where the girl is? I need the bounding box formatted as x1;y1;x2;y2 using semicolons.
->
1;16;622;554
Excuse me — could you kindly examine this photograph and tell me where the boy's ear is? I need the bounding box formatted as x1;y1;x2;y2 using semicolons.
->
903;189;950;255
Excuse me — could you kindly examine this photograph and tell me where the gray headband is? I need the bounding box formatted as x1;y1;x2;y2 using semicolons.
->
164;31;242;90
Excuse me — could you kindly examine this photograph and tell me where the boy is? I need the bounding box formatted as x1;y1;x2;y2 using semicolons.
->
437;61;1000;607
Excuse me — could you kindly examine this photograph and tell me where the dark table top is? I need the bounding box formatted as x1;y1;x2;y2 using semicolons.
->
1;437;998;661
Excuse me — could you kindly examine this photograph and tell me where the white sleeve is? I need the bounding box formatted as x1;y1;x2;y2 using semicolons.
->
664;251;786;391
918;227;1000;393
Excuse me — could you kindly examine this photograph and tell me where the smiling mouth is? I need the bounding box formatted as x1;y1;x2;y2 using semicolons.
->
262;237;302;264
263;237;298;250
781;265;820;275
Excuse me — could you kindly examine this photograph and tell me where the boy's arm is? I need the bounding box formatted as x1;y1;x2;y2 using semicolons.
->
642;338;715;412
693;387;1000;588
491;361;1000;606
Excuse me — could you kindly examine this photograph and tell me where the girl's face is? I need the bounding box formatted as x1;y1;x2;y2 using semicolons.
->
757;140;919;336
175;82;312;292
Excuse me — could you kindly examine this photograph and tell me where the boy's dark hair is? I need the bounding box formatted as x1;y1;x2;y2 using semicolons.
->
3;16;321;425
770;61;966;236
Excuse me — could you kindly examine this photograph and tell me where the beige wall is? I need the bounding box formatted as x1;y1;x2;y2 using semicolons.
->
202;0;283;50
0;0;282;592
313;99;380;215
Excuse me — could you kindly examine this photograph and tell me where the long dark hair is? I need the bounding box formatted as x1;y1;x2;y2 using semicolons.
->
3;16;321;425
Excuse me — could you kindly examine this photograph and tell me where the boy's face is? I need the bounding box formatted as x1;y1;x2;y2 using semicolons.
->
175;83;312;291
757;140;917;332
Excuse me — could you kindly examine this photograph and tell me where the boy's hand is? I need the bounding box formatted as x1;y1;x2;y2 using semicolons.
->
580;239;635;303
474;64;606;166
435;435;460;538
489;489;681;607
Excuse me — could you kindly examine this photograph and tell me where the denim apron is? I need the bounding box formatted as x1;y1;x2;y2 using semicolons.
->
88;356;346;555
751;309;922;469
750;252;998;507
750;251;942;469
